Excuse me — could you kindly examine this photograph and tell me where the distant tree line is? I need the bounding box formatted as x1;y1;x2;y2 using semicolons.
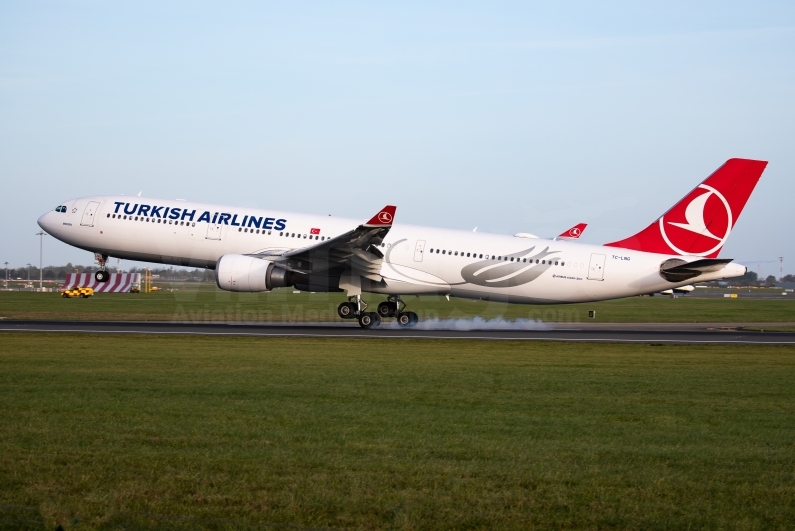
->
713;271;794;287
2;263;214;282
3;264;792;286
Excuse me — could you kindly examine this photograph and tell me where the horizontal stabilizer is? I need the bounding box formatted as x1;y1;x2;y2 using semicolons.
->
659;258;734;282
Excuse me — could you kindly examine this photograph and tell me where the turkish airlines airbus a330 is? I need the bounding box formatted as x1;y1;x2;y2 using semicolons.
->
38;158;766;328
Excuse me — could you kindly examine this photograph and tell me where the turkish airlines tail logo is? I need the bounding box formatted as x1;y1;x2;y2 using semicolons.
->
605;158;767;258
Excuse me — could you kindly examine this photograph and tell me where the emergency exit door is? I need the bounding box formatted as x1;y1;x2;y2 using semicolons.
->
587;253;606;280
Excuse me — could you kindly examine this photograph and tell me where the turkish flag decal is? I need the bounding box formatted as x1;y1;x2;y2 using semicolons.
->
310;228;320;235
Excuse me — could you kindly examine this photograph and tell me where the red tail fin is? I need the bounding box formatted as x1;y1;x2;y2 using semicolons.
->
605;158;767;257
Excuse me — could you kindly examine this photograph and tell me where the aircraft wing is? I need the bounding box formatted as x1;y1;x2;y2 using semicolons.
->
253;205;396;282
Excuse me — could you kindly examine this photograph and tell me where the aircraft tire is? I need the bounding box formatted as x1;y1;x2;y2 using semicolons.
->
95;270;110;283
337;302;356;319
358;312;381;329
396;312;412;327
377;301;396;318
407;311;419;326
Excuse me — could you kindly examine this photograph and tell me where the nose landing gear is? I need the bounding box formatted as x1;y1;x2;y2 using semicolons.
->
94;253;110;283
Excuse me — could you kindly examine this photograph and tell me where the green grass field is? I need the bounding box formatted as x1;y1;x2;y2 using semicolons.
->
1;333;794;529
1;285;793;323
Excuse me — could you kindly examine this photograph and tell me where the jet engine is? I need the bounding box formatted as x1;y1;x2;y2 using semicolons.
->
216;254;296;292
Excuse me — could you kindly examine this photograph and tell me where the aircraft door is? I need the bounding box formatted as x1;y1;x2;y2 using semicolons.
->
587;253;606;280
206;223;222;240
413;240;426;262
80;201;100;226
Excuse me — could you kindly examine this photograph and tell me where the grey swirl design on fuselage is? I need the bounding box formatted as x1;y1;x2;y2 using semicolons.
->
384;239;561;288
460;246;560;288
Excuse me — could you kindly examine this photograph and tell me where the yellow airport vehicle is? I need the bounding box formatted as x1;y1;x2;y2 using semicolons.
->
61;286;94;298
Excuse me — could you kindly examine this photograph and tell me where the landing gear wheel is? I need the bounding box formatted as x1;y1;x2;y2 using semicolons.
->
337;302;357;319
95;270;110;283
396;311;419;328
396;312;412;327
358;312;381;329
377;301;397;318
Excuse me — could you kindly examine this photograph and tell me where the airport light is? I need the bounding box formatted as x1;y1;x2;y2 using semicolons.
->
3;261;8;290
26;263;32;284
36;231;48;291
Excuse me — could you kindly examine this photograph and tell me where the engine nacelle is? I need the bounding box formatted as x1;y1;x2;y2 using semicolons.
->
215;254;294;292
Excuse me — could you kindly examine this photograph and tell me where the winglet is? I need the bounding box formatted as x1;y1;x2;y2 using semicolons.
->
558;223;587;239
364;205;396;227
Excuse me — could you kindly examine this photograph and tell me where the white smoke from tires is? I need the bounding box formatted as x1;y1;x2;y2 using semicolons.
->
389;316;549;331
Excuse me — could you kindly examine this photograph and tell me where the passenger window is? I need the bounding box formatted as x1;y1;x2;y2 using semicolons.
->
542;260;546;264
442;250;446;254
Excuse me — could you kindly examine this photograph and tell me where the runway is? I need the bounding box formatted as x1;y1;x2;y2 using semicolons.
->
1;320;794;344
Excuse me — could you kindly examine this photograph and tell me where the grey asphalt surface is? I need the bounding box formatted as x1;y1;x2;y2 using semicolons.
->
1;320;794;344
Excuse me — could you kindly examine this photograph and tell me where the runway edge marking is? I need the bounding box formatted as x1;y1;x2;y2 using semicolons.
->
1;326;794;345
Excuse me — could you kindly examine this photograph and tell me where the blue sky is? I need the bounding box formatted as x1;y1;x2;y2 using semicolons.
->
2;1;794;277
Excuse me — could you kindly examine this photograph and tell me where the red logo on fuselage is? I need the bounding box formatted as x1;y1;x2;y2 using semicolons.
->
659;184;733;256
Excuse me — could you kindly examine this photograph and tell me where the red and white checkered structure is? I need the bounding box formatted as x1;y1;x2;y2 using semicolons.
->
61;273;141;293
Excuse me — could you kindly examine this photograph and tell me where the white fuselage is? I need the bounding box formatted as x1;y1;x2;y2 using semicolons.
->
38;195;744;304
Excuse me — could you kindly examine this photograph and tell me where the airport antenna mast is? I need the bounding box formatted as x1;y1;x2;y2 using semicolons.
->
3;261;7;290
780;257;784;282
36;231;47;291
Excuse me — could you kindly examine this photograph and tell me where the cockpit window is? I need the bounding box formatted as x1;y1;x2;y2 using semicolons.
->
55;205;66;213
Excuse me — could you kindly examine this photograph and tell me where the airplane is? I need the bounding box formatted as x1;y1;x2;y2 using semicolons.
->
659;285;695;296
37;158;766;328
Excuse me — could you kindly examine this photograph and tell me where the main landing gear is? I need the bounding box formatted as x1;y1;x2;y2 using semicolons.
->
94;253;110;283
338;295;418;329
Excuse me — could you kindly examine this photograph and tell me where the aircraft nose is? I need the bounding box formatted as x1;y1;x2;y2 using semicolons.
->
38;211;54;232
